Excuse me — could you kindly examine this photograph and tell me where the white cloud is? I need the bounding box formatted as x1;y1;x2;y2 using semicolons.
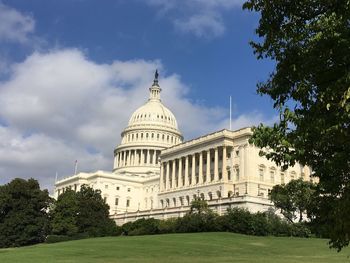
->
146;0;244;38
174;13;225;38
0;3;35;43
0;48;272;192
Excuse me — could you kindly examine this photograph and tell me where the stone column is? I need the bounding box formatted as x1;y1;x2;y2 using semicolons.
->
222;146;228;181
160;163;164;191
184;156;189;186
178;158;183;188
239;145;245;179
206;150;211;182
117;152;120;167
140;149;144;165
199;151;203;184
214;148;219;181
191;154;196;185
129;151;133;166
114;154;118;168
166;161;170;190
146;150;150;165
127;150;131;166
152;150;156;165
172;160;176;188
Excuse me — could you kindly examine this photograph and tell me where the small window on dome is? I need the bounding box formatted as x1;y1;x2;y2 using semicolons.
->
141;133;143;139
162;134;165;140
157;115;159;118
161;115;163;119
136;134;138;139
146;133;149;138
167;135;169;142
152;133;154;138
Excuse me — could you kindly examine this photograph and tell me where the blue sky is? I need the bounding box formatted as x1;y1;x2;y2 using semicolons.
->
0;0;277;190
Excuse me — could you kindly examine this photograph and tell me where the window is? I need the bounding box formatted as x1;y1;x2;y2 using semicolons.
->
236;150;239;156
270;171;275;183
236;168;240;181
126;199;130;207
280;173;285;184
104;197;107;202
115;198;119;205
105;184;108;189
259;168;264;181
127;188;131;192
116;186;120;190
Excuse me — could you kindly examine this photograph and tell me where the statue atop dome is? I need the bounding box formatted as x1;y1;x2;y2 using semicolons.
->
153;69;159;87
149;70;161;101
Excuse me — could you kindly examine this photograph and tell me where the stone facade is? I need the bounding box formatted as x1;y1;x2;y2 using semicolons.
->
54;72;312;225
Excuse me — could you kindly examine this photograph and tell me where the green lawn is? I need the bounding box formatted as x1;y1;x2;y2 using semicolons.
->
0;232;349;263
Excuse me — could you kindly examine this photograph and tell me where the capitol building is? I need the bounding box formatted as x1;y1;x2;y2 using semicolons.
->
54;72;312;225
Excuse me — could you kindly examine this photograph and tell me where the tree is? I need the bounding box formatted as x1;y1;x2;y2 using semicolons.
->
50;189;79;236
270;179;315;223
75;185;117;236
50;185;118;238
243;0;350;250
0;178;52;248
189;197;210;215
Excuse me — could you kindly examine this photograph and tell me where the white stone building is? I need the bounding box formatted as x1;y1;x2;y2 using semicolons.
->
54;72;312;225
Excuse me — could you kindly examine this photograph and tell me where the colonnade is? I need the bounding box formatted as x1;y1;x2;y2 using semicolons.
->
114;149;161;168
160;146;231;191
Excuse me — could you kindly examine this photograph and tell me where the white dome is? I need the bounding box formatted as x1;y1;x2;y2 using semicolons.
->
113;71;183;174
128;100;179;131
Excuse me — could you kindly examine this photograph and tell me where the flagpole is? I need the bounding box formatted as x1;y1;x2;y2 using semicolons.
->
229;95;232;130
55;171;58;182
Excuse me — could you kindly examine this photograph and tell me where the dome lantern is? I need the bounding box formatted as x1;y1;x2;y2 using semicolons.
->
149;70;161;102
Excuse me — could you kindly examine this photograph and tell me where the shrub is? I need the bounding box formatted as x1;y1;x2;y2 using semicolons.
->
122;218;160;236
158;218;177;234
176;212;217;233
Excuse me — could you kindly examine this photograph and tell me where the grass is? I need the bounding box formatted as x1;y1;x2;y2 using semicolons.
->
0;232;349;263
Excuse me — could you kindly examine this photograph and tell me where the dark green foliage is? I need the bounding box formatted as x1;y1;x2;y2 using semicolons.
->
0;178;52;248
158;218;177;234
50;185;119;239
176;212;218;233
243;0;350;250
50;190;79;236
219;208;269;236
270;179;315;223
122;218;160;236
120;201;310;238
189;196;210;214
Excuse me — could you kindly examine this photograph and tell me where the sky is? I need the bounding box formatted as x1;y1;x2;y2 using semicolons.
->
0;0;277;192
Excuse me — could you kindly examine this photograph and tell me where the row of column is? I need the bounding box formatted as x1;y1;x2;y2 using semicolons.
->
160;146;230;191
114;149;160;168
